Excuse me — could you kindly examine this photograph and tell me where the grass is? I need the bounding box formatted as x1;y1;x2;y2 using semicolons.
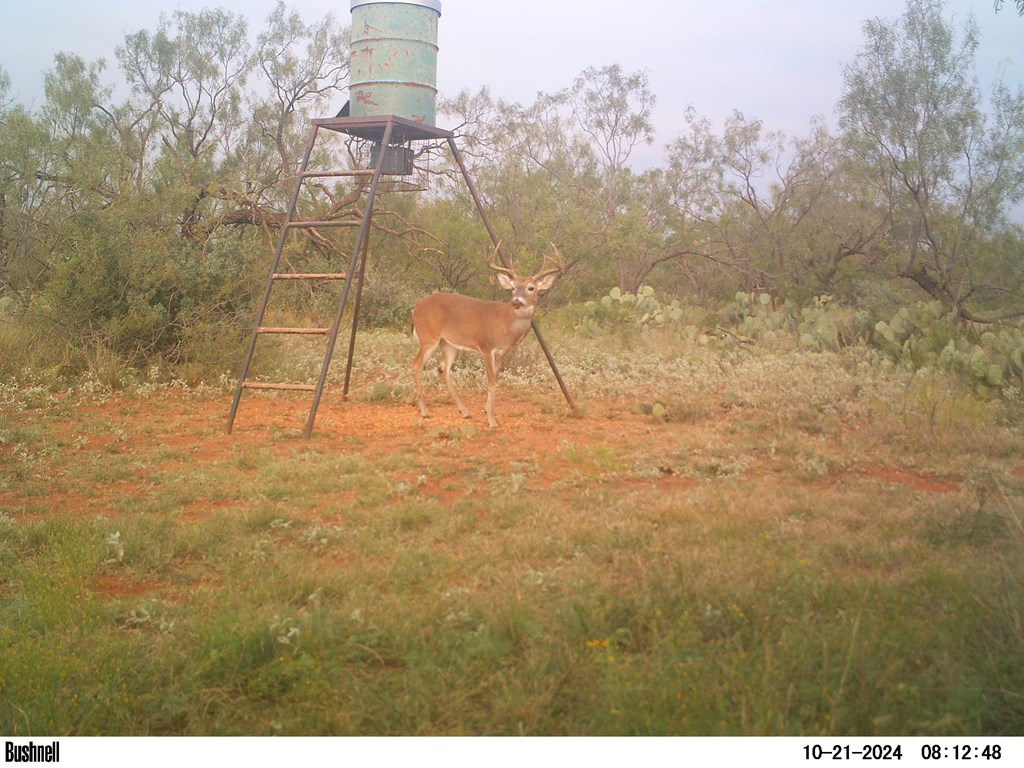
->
0;327;1022;735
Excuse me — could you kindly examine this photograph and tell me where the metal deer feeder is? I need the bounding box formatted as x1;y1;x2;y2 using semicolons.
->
227;0;576;436
349;0;441;125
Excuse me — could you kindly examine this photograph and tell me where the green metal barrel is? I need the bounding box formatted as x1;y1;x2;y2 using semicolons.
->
349;0;442;126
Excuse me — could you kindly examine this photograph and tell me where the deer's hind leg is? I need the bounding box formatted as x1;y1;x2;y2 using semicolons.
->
438;341;471;420
412;333;440;419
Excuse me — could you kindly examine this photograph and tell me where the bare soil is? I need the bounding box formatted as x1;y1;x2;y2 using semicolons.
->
5;387;968;528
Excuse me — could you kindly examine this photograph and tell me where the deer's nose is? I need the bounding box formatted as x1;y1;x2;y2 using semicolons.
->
511;297;525;308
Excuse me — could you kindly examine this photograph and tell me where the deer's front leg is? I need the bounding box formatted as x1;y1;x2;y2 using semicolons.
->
483;349;500;428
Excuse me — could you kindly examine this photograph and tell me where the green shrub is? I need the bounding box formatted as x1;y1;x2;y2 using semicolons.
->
872;302;1024;396
571;286;690;336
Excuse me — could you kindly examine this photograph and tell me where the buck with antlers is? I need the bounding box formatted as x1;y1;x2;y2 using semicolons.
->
412;243;564;428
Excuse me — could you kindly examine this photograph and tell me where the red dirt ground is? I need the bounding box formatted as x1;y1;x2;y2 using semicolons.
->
2;387;980;602
9;386;967;516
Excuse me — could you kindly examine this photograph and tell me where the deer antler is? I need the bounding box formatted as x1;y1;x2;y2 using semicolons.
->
487;240;516;277
535;243;564;279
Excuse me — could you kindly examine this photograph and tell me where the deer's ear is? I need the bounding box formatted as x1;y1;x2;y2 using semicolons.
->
535;273;559;291
496;273;516;290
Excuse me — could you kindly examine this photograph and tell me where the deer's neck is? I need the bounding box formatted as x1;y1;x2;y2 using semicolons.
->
505;302;536;335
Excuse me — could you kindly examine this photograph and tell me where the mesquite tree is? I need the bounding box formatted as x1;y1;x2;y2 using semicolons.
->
839;0;1024;321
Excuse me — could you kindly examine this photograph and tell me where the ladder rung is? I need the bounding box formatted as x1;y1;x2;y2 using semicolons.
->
301;170;375;179
242;382;317;392
285;220;359;229
272;273;348;280
257;327;330;335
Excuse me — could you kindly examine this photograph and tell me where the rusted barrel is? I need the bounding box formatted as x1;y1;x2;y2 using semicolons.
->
349;0;441;125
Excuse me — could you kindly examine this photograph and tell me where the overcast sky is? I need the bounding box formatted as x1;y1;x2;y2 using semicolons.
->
1;0;1021;167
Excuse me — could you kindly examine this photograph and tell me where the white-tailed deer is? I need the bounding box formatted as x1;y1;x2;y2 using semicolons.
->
412;243;564;428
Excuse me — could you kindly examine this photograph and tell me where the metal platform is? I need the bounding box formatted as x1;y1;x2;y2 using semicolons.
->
312;115;453;144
